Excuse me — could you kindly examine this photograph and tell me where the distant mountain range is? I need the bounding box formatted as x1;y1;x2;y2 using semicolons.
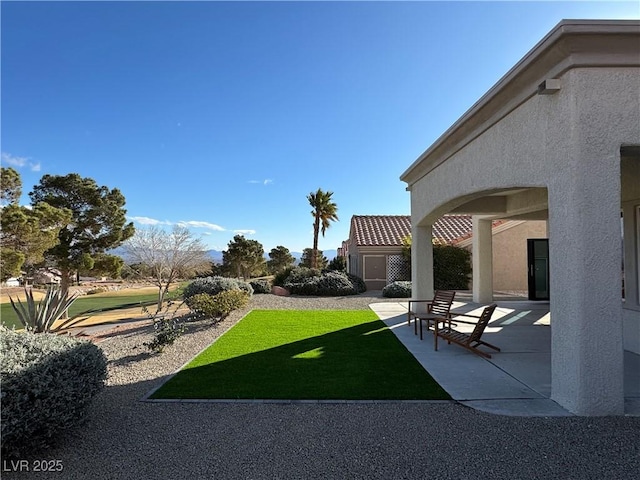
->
110;247;337;264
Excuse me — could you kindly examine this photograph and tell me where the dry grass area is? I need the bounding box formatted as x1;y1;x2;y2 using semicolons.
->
0;284;159;304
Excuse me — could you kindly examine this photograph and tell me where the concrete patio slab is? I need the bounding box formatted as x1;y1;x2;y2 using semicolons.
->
370;300;640;417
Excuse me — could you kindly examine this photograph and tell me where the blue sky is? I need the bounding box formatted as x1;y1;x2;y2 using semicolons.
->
2;1;638;254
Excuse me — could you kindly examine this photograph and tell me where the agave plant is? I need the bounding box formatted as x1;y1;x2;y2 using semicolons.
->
9;286;81;333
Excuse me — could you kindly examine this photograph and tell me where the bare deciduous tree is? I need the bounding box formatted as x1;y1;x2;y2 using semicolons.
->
124;225;210;312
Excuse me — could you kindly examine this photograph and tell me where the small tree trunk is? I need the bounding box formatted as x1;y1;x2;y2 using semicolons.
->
157;287;165;314
59;268;71;319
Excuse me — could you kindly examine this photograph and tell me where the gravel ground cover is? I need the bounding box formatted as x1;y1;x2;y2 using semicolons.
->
4;292;640;479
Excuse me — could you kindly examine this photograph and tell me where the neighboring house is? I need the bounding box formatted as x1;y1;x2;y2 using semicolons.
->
341;214;546;290
400;20;640;415
32;269;62;285
341;215;412;290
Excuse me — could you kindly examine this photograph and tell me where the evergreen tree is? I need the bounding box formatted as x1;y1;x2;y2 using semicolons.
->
29;173;135;293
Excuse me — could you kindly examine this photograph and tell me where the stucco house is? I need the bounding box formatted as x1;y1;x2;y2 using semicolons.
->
400;20;640;416
341;214;546;291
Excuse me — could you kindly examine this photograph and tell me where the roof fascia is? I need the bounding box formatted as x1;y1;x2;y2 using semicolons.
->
400;20;640;188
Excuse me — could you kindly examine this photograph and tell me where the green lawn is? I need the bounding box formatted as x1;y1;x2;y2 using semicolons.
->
151;309;450;401
1;292;159;330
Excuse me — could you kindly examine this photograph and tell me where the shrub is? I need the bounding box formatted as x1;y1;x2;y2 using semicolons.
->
433;245;472;290
284;267;322;285
185;293;217;315
144;317;186;353
346;273;367;294
316;271;357;296
382;281;413;298
182;276;253;302
0;329;107;459
186;290;250;320
249;279;271;294
327;256;347;272
402;240;472;289
272;267;293;287
279;267;366;296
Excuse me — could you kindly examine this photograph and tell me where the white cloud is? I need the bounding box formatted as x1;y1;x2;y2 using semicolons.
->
2;152;42;172
2;152;28;168
129;216;227;232
129;216;171;226
248;179;273;185
234;229;256;235
178;220;225;231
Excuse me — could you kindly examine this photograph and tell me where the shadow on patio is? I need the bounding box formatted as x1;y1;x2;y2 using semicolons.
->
371;296;640;417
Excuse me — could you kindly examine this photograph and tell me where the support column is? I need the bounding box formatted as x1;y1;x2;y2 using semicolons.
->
472;216;493;303
412;223;433;304
549;166;624;415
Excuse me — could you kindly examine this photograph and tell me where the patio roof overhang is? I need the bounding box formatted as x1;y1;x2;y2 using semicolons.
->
400;19;640;189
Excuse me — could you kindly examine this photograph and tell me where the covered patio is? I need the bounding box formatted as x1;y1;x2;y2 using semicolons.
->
400;20;640;415
371;298;640;416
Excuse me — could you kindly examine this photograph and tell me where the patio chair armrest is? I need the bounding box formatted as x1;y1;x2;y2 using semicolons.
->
408;299;434;311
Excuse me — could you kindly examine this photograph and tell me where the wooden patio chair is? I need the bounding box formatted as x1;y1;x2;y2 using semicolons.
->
407;290;456;340
435;304;500;358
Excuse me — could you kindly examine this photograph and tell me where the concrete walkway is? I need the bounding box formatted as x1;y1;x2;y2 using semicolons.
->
370;300;640;417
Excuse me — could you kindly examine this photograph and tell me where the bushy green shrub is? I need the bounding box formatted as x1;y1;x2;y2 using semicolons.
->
316;271;357;295
186;290;250;319
284;267;322;285
182;276;253;302
0;329;107;459
278;267;366;296
433;244;472;290
272;267;293;287
402;240;472;290
249;279;271;294
382;281;413;298
327;256;347;272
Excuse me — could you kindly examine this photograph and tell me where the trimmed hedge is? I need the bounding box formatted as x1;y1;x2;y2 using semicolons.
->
1;329;107;459
183;276;253;302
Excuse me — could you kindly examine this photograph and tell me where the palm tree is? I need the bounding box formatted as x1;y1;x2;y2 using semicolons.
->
307;188;339;269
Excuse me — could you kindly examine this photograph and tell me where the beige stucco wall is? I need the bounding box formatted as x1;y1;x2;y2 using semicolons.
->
460;221;548;292
405;65;640;415
493;221;547;291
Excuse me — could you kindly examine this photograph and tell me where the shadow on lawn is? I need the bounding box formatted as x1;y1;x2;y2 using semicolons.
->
148;319;450;401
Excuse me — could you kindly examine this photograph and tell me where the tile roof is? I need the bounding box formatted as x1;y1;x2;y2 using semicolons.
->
432;215;473;245
350;214;491;246
351;215;412;246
